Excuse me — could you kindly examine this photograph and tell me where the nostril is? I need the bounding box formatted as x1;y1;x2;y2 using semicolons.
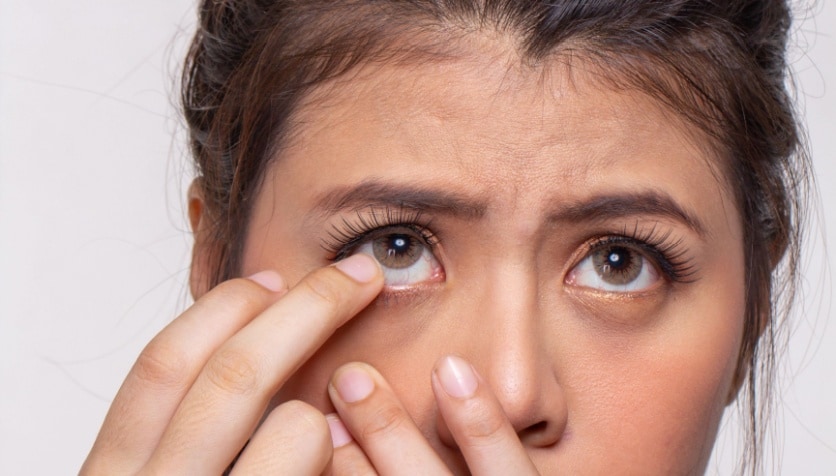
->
526;421;548;433
518;420;562;447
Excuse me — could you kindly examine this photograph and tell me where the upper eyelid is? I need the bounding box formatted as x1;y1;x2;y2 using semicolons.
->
320;208;437;260
350;224;438;246
582;233;697;282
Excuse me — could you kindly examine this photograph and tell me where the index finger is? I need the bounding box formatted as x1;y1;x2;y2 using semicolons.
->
145;254;383;474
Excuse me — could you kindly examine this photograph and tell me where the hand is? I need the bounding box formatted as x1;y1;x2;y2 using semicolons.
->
324;356;541;475
81;254;385;474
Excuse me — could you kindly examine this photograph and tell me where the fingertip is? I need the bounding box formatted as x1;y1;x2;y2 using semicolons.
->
326;414;354;448
331;363;376;404
434;355;479;399
333;254;381;283
246;270;286;293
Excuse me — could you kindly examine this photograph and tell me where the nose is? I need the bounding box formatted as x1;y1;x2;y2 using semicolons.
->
437;264;568;449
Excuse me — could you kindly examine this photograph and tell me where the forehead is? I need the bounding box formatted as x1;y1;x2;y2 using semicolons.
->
272;45;736;236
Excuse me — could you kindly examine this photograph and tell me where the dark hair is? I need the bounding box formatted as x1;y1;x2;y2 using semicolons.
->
181;1;809;473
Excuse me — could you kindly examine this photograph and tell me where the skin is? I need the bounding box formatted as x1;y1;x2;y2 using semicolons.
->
83;38;746;475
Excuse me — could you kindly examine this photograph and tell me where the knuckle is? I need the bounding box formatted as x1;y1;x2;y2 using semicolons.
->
266;400;331;452
280;398;318;415
133;339;191;388
280;400;329;434
300;271;345;308
204;347;262;396
358;403;407;441
202;279;266;314
460;406;506;445
332;455;375;476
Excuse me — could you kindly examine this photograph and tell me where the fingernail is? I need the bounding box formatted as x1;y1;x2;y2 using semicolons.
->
334;366;375;403
436;355;478;399
246;270;285;292
334;254;379;283
326;414;353;448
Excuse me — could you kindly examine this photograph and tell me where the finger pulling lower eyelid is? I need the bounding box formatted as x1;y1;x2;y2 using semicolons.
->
334;253;381;283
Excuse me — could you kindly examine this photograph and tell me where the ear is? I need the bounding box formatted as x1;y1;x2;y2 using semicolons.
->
188;179;215;300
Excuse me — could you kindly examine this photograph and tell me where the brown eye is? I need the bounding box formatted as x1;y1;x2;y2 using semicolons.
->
354;227;443;287
371;233;423;269
591;246;642;285
566;242;661;292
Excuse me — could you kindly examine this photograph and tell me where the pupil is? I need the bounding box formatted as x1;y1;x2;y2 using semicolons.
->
372;232;424;270
591;244;643;285
608;249;626;268
389;235;410;255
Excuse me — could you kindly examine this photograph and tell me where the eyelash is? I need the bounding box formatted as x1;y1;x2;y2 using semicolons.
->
321;208;695;283
321;207;438;262
584;223;697;283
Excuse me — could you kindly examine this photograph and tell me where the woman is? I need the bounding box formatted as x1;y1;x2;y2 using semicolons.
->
82;0;809;473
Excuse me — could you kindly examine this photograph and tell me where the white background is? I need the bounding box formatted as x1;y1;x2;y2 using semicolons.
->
0;1;833;473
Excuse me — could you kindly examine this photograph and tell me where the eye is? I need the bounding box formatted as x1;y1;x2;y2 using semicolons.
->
566;242;662;293
353;227;443;287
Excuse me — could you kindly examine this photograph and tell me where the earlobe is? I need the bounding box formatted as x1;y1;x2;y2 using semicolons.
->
188;179;213;300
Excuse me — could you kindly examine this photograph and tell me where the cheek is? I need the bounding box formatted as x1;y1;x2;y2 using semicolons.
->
272;300;446;421
240;173;444;430
562;280;746;471
243;170;748;472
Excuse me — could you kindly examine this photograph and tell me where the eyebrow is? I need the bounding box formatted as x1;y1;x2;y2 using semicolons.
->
311;180;707;236
549;191;708;237
312;180;488;219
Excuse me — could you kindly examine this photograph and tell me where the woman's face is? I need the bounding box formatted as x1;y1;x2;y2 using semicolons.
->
234;45;746;473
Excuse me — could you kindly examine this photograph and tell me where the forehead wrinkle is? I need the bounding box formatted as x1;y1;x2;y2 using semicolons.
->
276;39;732;242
